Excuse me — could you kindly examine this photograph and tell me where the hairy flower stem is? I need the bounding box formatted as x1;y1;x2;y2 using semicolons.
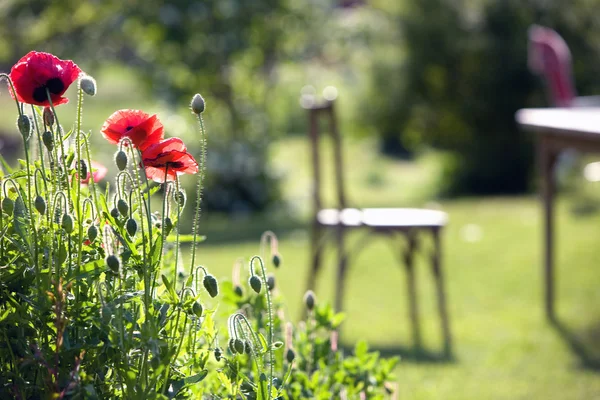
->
46;89;72;212
250;256;274;400
136;149;154;310
173;176;181;283
30;105;47;183
189;115;206;275
74;87;84;339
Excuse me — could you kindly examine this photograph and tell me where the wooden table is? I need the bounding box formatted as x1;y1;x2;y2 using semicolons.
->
516;107;600;320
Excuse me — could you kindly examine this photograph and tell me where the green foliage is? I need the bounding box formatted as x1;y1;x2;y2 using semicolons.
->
0;66;398;397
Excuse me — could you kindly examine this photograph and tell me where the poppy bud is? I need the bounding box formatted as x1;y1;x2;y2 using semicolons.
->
203;274;219;298
126;218;137;237
272;253;281;268
267;274;275;291
110;207;120;220
34;195;46;215
88;225;98;243
286;348;295;363
228;338;237;354
2;197;14;215
17;114;31;140
192;301;203;318
174;190;186;208
106;255;121;273
43;107;55;127
272;377;282;389
114;150;128;171
244;340;253;355
234;285;243;297
214;347;222;361
190;93;205;114
234;338;245;354
79;74;97;96
304;290;316;311
42;131;54;151
79;160;88;180
249;275;262;294
61;214;74;234
117;199;129;217
164;217;173;235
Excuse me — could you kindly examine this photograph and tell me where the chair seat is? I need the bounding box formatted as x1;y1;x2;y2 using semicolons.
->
317;207;448;229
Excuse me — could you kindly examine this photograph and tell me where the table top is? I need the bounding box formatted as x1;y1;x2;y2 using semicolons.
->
516;107;600;138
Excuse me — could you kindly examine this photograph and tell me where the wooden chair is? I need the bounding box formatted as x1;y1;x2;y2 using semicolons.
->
528;24;600;108
303;98;452;354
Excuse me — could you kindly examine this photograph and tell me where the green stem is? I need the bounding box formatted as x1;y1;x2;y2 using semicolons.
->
189;115;207;274
173;176;181;283
46;89;73;212
250;256;274;400
74;86;84;341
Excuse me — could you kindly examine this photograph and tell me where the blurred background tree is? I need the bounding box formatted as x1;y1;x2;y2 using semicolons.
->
393;0;600;194
2;0;600;208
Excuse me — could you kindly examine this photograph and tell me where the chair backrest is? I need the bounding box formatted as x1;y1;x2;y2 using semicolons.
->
528;25;576;107
305;99;347;213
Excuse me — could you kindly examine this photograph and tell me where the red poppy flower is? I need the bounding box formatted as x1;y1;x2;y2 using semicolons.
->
141;138;198;183
9;51;81;106
80;161;107;185
101;109;164;150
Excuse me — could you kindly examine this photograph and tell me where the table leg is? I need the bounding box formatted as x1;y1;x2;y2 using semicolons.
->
539;138;558;321
403;232;421;349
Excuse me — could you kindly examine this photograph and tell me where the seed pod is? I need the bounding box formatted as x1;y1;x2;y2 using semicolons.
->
79;160;88;180
126;218;137;237
249;275;262;294
88;225;98;243
174;190;186;208
203;274;219;298
34;195;46;215
117;199;129;217
304;290;316;311
61;214;74;234
43;107;55;127
267;274;275;291
190;93;205;114
234;285;243;297
42;131;54;151
228;338;237;354
272;253;281;268
1;197;13;215
192;301;203;318
105;255;121;273
79;74;97;96
234;338;245;354
17;114;31;140
114;150;128;171
110;207;120;220
214;347;222;362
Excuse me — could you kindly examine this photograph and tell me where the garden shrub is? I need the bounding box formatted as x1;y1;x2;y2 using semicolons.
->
0;51;397;399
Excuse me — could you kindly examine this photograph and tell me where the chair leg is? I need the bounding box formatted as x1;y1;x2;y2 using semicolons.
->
306;222;324;294
432;228;452;356
334;226;348;313
404;232;421;349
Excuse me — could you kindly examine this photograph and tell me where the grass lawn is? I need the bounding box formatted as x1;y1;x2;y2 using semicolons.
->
196;137;600;399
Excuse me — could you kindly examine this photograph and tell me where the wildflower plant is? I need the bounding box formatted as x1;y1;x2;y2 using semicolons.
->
0;51;216;398
0;51;398;399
